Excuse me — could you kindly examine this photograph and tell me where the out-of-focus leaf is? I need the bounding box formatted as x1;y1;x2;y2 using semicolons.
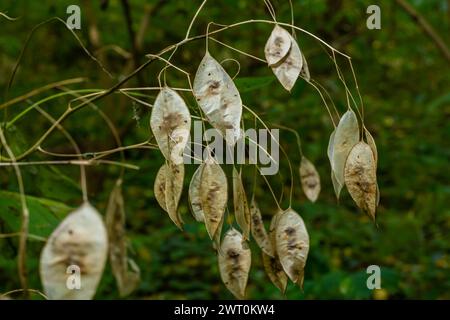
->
234;76;274;93
0;190;72;238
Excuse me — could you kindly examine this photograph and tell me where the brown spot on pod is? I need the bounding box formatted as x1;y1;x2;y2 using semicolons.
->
264;25;292;66
150;87;191;161
40;202;107;299
218;228;251;299
193;51;242;146
344;142;378;220
232;167;251;240
275;209;309;287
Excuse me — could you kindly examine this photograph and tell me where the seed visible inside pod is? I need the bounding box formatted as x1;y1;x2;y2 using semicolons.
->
218;228;251;299
40;202;108;300
275;208;309;287
344;142;378;220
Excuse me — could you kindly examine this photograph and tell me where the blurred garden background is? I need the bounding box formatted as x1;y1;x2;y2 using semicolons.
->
0;0;448;299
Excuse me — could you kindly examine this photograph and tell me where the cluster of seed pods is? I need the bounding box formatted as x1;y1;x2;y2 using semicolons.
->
39;25;377;300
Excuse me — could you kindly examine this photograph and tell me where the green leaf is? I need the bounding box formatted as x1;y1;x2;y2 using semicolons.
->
234;76;274;93
0;190;73;238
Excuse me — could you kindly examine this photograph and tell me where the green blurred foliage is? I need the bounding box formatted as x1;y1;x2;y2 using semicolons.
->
0;0;449;299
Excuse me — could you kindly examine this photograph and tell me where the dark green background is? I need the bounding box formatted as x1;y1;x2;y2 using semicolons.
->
0;0;448;299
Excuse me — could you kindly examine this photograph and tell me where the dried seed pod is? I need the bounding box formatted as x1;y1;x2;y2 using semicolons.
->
300;52;310;82
193;51;242;146
262;252;288;293
154;163;184;229
165;162;185;229
188;164;205;222
264;25;292;66
299;156;321;203
150;87;191;163
344;142;378;220
218;228;251;299
331;110;359;196
271;34;303;91
106;180;140;297
275;209;309;287
200;161;227;239
232;167;250;240
250;198;274;257
154;163;168;211
40;202;108;300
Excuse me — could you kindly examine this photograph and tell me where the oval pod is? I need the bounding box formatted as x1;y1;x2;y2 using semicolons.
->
344;142;378;220
218;228;251;299
299;156;321;203
264;25;292;66
200;161;227;239
150;87;191;163
193;52;242;146
40;202;108;300
271;34;303;91
331;109;360;194
275;209;309;287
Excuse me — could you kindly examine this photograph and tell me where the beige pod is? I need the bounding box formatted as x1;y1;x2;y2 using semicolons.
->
40;202;108;299
264;25;292;66
218;228;251;299
275;208;309;288
193;51;242;146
